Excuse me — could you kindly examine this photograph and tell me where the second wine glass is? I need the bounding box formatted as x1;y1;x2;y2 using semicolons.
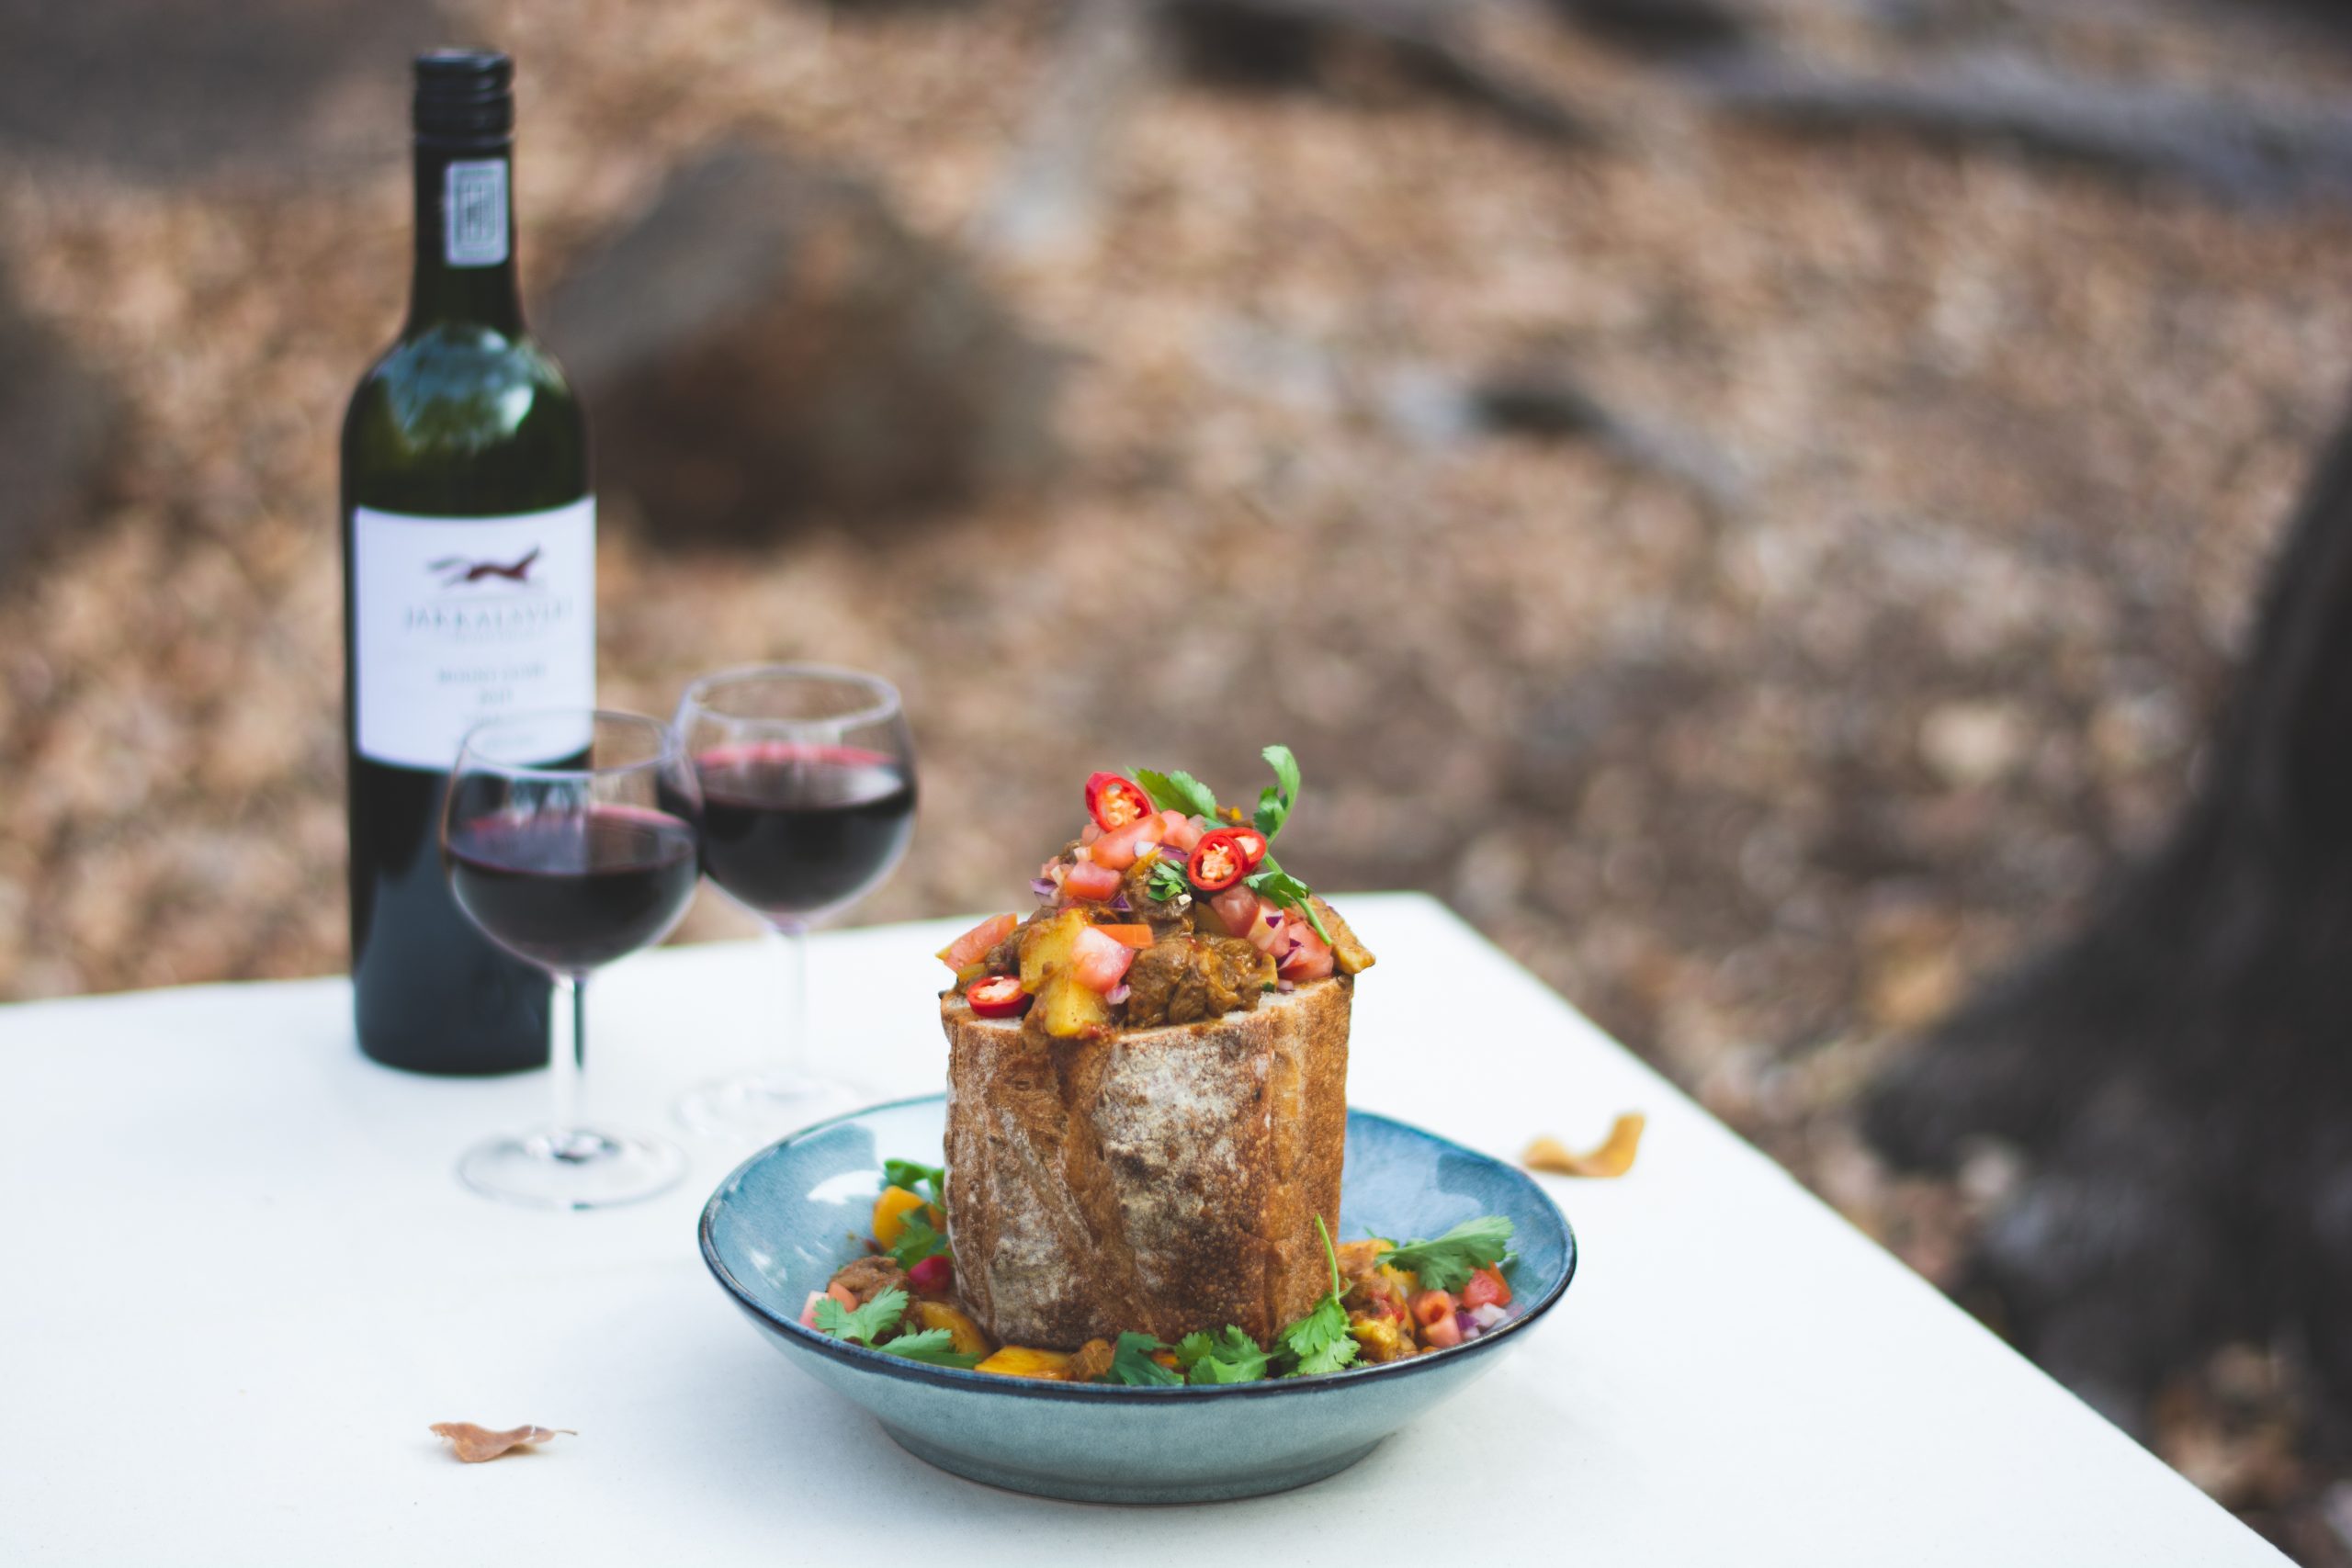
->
674;664;917;1140
440;709;702;1210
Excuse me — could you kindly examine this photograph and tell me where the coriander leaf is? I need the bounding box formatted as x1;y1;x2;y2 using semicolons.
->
1254;784;1284;840
887;1207;953;1270
1135;769;1220;820
1288;1318;1361;1377
1378;1216;1515;1293
1179;1325;1271;1384
1254;746;1302;839
813;1285;909;1347
1263;745;1301;812
1244;866;1334;943
1274;1216;1360;1379
876;1329;985;1370
883;1158;945;1205
1145;858;1192;903
1102;1332;1183;1386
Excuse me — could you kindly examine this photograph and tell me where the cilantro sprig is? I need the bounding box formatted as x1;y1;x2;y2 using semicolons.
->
1376;1216;1514;1293
814;1286;910;1347
1176;1325;1272;1384
1134;768;1221;821
1102;1332;1185;1386
1245;863;1332;943
1145;857;1191;903
1273;1215;1360;1378
883;1158;945;1207
811;1285;983;1369
886;1206;953;1270
877;1330;986;1369
1254;745;1301;839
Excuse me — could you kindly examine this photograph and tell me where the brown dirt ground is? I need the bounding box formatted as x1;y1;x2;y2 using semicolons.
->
6;0;2352;1555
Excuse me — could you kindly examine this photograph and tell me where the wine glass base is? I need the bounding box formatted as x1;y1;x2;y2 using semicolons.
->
458;1125;686;1211
675;1072;862;1144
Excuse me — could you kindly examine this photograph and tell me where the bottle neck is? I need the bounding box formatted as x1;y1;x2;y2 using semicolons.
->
407;139;524;336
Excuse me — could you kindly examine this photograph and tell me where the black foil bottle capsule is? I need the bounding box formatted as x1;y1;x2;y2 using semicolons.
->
341;51;592;1073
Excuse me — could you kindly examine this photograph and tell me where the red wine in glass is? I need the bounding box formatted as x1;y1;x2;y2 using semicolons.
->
447;805;701;973
673;664;917;1141
693;743;917;925
439;709;702;1211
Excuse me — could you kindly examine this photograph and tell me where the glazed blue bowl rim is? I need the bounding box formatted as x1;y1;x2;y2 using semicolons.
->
697;1091;1578;1403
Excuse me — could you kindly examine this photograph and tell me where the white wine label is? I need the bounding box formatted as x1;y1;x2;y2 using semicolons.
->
443;158;510;267
354;499;594;771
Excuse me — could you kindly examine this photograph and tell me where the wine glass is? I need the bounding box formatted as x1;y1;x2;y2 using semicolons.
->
440;709;702;1209
673;664;917;1140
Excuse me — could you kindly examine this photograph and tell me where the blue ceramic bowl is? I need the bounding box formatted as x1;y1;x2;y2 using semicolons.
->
699;1095;1577;1504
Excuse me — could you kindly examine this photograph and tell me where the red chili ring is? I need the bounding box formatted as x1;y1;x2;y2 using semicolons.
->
1186;830;1248;893
1085;772;1153;832
966;976;1031;1018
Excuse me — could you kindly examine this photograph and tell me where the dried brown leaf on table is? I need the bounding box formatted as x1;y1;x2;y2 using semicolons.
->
1524;1114;1645;1178
429;1422;575;1462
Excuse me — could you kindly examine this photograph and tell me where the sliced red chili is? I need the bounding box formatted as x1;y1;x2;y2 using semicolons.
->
1227;826;1270;870
1187;830;1247;893
966;976;1030;1018
1085;772;1153;832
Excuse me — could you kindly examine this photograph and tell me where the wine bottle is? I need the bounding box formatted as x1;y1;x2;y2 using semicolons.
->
341;50;592;1074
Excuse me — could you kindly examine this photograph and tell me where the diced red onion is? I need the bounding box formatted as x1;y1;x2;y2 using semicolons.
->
1470;1303;1510;1329
1110;894;1132;912
1276;979;1295;992
1455;1309;1477;1337
1029;876;1057;897
1107;983;1132;1004
1265;911;1283;928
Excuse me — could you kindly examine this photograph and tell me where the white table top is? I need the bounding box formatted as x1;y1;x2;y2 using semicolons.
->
0;894;2281;1565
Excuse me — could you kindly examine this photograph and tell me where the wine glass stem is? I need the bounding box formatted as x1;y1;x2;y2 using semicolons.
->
548;972;585;1142
775;924;808;1083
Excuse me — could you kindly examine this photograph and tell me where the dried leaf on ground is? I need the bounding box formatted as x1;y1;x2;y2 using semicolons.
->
1525;1114;1645;1178
429;1422;575;1462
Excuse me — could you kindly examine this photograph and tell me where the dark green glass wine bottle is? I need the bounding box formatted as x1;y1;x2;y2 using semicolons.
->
341;50;593;1074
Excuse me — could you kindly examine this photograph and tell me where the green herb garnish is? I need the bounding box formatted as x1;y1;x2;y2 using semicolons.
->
1377;1216;1514;1293
883;1158;945;1206
1176;1325;1272;1384
1274;1215;1360;1378
1245;863;1333;943
886;1206;953;1270
1134;768;1221;821
1102;1332;1184;1386
1145;857;1192;903
1254;744;1302;840
813;1284;984;1368
876;1329;986;1370
814;1285;910;1348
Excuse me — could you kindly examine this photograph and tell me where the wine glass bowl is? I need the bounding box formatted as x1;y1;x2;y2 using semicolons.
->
440;709;701;1210
673;665;917;1140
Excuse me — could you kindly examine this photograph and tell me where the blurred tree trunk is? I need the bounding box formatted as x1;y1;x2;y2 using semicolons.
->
1866;396;2352;1436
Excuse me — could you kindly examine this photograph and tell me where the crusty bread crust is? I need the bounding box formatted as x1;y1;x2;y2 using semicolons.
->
941;977;1351;1348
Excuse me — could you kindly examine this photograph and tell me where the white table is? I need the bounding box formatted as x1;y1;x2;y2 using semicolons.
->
0;894;2283;1565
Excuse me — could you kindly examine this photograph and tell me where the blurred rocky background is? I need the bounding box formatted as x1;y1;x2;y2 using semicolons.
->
6;0;2352;1553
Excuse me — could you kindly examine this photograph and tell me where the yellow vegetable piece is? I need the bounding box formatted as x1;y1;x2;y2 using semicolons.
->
1035;973;1111;1039
911;1300;992;1357
975;1346;1076;1381
1349;1314;1409;1364
872;1185;933;1248
1523;1113;1646;1179
1017;908;1091;992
